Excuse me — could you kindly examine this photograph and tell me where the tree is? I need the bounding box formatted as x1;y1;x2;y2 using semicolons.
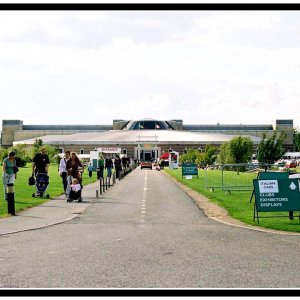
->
257;132;285;165
229;136;253;164
9;144;32;167
0;147;9;166
294;128;300;151
30;138;44;159
216;136;253;173
29;138;60;163
179;148;198;164
196;144;217;167
216;141;234;164
179;145;217;167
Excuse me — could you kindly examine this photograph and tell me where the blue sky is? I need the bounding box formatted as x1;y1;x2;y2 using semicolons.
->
1;6;300;129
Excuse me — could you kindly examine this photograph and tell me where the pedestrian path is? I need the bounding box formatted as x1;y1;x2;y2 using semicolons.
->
0;181;101;235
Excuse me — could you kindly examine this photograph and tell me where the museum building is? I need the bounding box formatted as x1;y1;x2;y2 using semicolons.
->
1;118;295;162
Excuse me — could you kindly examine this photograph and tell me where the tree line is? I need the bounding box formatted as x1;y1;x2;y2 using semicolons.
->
179;132;287;167
0;139;60;167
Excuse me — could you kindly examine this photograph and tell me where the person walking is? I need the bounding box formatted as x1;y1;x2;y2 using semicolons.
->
121;155;127;169
58;150;70;194
66;152;84;202
114;154;122;179
104;155;113;178
66;152;84;185
2;151;18;201
32;147;50;176
97;154;105;179
88;162;93;178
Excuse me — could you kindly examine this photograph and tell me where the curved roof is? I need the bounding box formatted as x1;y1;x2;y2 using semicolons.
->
13;129;261;146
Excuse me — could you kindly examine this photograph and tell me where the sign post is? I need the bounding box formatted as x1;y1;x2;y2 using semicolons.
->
182;163;198;179
253;178;300;223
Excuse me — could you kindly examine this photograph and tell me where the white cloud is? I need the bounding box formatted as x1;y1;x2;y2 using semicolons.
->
0;10;300;129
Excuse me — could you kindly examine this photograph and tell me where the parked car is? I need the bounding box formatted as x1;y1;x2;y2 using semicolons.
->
274;160;286;167
285;160;297;168
140;161;152;170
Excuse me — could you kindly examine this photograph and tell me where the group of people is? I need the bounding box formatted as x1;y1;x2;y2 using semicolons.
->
2;147;51;201
1;147;84;202
95;154;124;180
58;152;130;199
2;146;130;202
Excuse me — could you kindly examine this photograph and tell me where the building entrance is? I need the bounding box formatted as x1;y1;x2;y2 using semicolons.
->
144;151;152;161
134;146;161;162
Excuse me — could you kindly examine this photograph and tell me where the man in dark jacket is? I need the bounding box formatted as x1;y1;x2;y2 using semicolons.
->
32;147;50;176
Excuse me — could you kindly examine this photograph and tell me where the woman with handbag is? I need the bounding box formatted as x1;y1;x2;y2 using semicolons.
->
2;151;18;201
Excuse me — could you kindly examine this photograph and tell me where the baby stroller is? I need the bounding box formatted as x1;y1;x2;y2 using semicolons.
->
66;175;82;203
32;172;50;198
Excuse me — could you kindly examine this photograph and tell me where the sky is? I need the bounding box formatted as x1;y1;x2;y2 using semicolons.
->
1;4;300;130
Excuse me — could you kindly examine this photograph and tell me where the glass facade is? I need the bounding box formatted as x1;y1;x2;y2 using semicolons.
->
125;120;173;130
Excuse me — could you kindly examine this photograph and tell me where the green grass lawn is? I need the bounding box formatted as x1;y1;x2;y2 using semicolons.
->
165;167;300;233
0;163;99;218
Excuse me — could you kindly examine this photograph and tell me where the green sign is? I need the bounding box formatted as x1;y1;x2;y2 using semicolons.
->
253;178;300;212
182;163;198;178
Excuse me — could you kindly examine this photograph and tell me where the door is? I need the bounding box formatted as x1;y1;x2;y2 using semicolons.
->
144;151;152;161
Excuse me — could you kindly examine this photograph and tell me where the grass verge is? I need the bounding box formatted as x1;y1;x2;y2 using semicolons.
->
165;167;300;233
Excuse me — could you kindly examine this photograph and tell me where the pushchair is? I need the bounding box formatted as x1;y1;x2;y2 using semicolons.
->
32;172;50;198
66;175;82;203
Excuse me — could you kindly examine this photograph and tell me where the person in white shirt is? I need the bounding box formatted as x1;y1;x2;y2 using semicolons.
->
58;151;70;193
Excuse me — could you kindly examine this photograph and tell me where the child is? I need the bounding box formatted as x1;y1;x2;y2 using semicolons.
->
88;162;93;178
68;178;82;202
71;178;81;191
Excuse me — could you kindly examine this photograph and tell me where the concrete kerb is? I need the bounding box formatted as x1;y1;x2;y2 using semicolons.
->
0;197;90;236
0;180;102;236
163;171;300;236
